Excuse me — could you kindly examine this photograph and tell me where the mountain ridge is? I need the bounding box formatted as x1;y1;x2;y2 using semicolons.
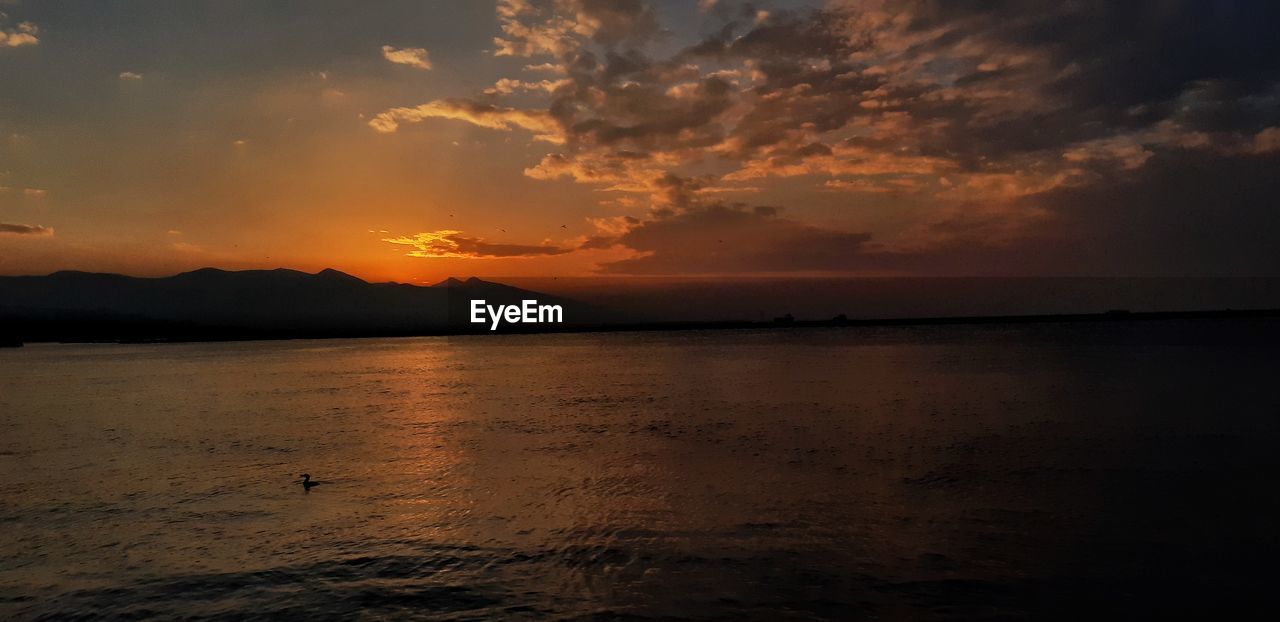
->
0;268;608;342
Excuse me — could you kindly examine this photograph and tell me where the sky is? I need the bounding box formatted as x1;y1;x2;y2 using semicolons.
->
1;0;1278;284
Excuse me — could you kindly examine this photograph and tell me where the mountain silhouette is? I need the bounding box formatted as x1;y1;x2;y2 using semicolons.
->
0;268;601;343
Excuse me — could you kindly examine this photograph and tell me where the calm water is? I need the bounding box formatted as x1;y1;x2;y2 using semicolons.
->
2;321;1279;620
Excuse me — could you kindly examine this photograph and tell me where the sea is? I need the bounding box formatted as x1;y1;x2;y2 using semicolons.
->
3;320;1279;619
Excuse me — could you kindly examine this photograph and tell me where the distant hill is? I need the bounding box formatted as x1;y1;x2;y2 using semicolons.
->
0;268;606;343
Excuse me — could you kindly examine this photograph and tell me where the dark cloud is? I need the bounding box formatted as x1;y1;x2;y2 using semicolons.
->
592;203;883;275
881;1;1280;161
587;141;1280;277
860;147;1280;277
951;2;1280;117
1013;148;1280;276
0;223;53;236
578;0;661;49
683;7;853;61
683;1;1280;171
566;73;735;151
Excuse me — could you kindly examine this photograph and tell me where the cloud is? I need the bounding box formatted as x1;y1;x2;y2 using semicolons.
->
588;203;883;275
371;0;1280;275
1005;149;1280;276
823;177;925;195
533;1;1277;199
877;148;1280;276
1252;127;1280;154
484;77;571;95
571;172;893;274
493;0;660;57
383;230;572;258
0;223;52;236
584;148;1280;277
0;16;38;48
118;71;143;80
523;62;566;74
369;98;562;142
381;45;432;70
934;169;1093;202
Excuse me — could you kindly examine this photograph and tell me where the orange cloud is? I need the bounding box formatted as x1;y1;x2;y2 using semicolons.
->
0;223;53;236
381;45;432;70
383;230;573;258
369;99;562;143
0;19;38;48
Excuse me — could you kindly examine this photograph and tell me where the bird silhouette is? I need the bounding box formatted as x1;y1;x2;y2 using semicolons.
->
299;473;321;491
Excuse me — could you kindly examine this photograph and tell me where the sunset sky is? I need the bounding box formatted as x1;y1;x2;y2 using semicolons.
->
1;1;1278;283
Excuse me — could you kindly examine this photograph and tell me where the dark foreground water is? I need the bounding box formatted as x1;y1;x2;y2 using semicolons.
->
2;320;1279;620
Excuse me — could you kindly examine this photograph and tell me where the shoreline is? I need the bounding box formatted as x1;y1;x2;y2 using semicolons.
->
4;307;1278;346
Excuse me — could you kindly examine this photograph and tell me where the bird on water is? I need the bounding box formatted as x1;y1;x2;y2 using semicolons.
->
300;473;321;490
